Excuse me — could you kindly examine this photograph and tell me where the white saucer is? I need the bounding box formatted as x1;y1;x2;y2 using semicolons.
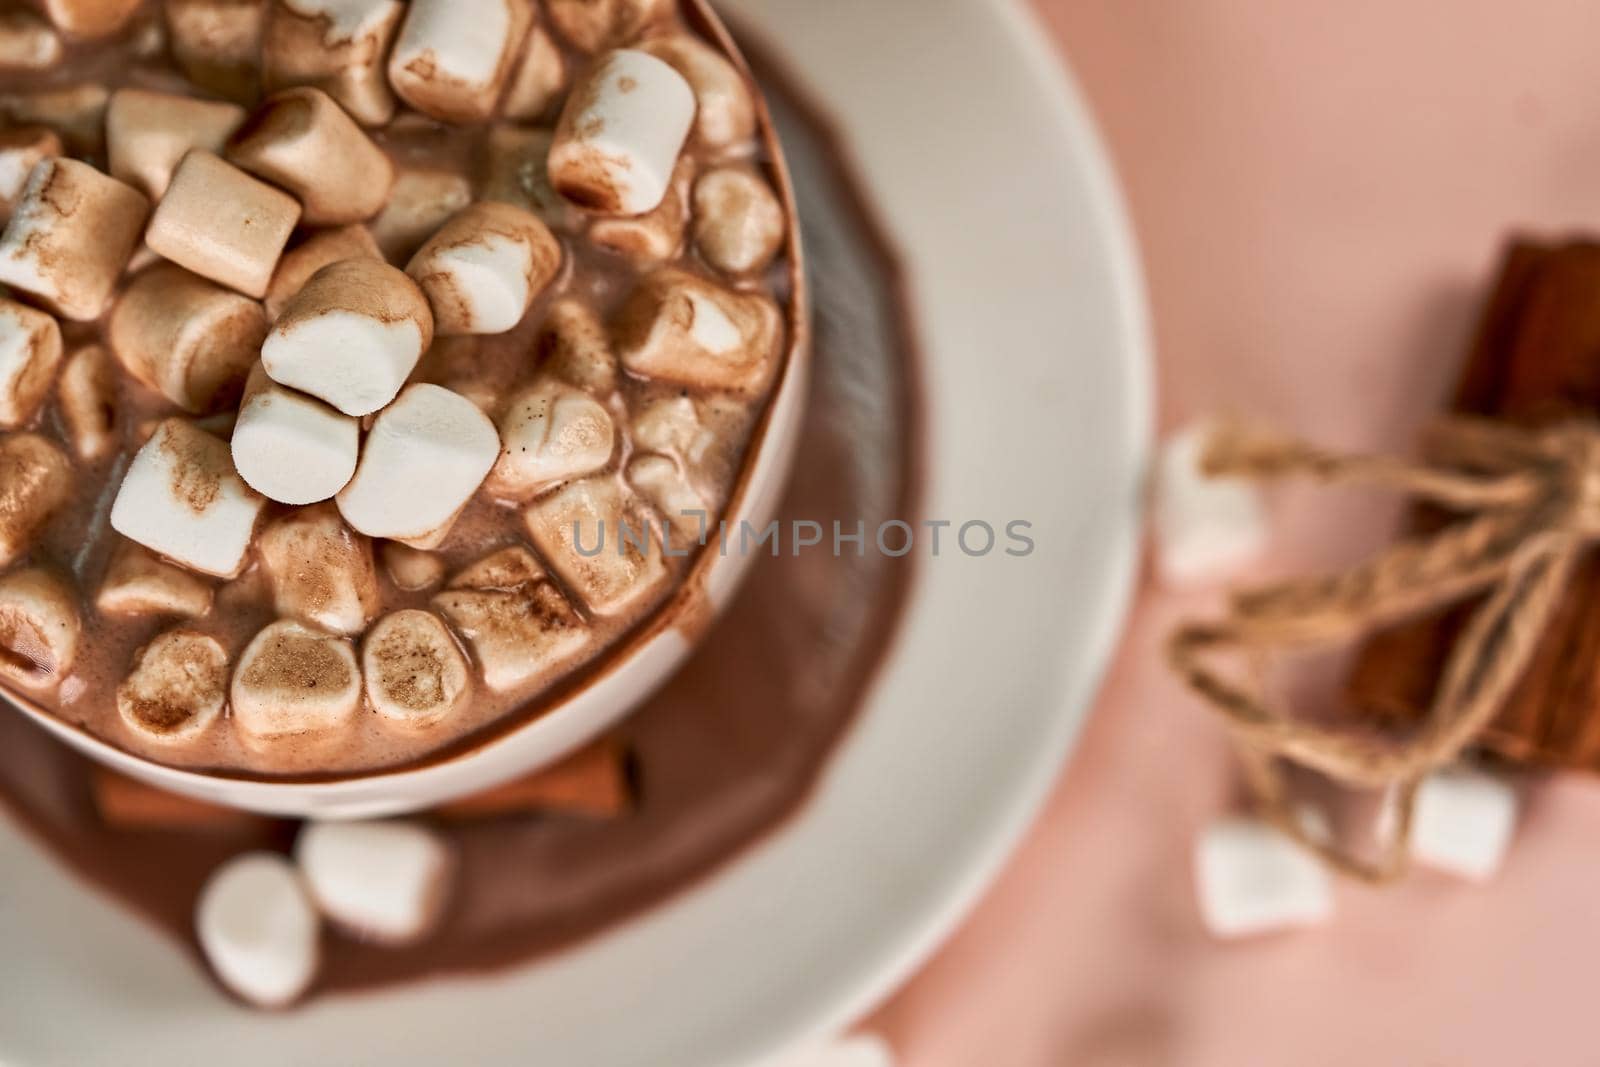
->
0;1;1150;1063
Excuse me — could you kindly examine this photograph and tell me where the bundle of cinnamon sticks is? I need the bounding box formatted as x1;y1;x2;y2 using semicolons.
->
1350;239;1600;770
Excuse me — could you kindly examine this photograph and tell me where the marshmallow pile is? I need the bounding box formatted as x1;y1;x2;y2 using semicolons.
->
196;818;454;1008
0;0;793;771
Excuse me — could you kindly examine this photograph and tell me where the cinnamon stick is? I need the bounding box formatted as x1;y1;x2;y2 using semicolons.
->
1349;239;1600;769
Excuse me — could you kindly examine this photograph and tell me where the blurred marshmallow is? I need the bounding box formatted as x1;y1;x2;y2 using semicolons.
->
109;263;266;414
387;0;532;124
549;48;695;217
0;84;108;156
589;157;693;265
433;547;589;693
523;476;667;616
627;454;707;542
110;418;266;578
35;0;144;38
486;381;616;500
1153;420;1269;588
0;298;60;429
232;368;360;505
615;269;782;395
227;87;395;225
632;395;715;465
263;0;403;126
640;34;758;151
117;630;229;745
145;150;301;299
362;609;471;731
106;88;246;199
231;620;361;742
57;344;119;463
336;384;500;549
503;20;565;121
1195;817;1332;938
196;852;319;1009
96;541;214;618
0;432;70;568
0;12;61;71
537;298;618;396
264;225;381;320
545;0;669;53
0;158;149;321
406;201;561;335
479;126;583;234
0;567;78;690
381;542;445;592
296;819;453;943
370;167;472;264
1410;768;1518;882
164;0;266;105
694;166;786;276
0;126;60;222
258;504;379;635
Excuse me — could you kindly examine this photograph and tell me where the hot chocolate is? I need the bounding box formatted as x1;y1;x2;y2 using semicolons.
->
0;0;798;776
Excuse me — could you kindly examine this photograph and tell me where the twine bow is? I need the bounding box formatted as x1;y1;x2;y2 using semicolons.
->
1168;415;1600;882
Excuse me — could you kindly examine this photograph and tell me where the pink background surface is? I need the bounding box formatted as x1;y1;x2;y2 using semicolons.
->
872;2;1600;1064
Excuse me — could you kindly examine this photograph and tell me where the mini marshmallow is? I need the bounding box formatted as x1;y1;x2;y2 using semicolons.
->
232;369;359;506
640;34;758;151
433;548;588;693
362;609;471;731
145;150;301;299
406;201;561;336
106;89;246;199
503;20;566;121
263;258;433;416
694;166;786;276
549;49;696;217
545;0;670;53
632;395;716;465
381;542;445;592
487;382;616;500
264;225;381;320
263;0;403;126
413;335;506;412
589;157;694;265
117;630;229;745
0;126;60;222
0;299;61;429
0;433;70;568
0;158;149;321
479;126;583;234
164;0;265;105
96;541;214;618
227;87;395;226
57;345;118;463
1195;817;1333;939
295;819;453;944
110;419;266;578
195;852;320;1009
523;475;668;616
257;504;379;635
109;263;266;414
370;167;472;263
0;84;108;155
35;0;144;38
1153;420;1270;588
1410;768;1518;882
0;567;78;690
764;1036;897;1067
628;454;708;542
0;12;62;71
387;0;532;124
336;384;501;549
231;620;361;742
537;298;619;396
615;269;782;396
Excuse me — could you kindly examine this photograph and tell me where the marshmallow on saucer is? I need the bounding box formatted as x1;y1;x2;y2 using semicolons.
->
106;88;246;199
1194;817;1333;939
258;505;381;636
336;384;501;549
0;298;61;429
0;432;70;568
1154;420;1269;587
232;367;360;505
386;0;532;124
117;630;230;745
226;87;395;226
0;567;79;690
232;620;362;744
1410;768;1518;882
406;201;561;336
0;157;148;321
196;852;320;1009
362;609;471;731
549;48;695;217
110;419;266;578
486;381;616;500
295;819;454;944
263;0;404;127
97;542;215;619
